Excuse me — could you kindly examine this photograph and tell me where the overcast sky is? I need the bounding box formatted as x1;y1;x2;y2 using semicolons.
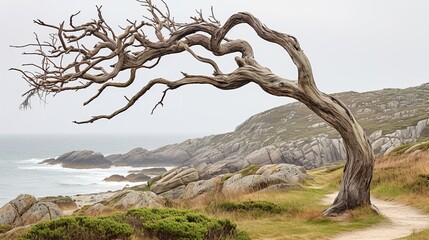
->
0;0;428;136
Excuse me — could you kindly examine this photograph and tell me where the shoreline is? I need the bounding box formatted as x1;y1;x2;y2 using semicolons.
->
63;190;122;215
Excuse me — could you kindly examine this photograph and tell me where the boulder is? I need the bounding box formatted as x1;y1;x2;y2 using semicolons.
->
39;196;77;211
0;194;36;225
108;191;165;210
222;164;307;196
103;173;151;182
244;146;284;166
180;176;223;200
21;202;63;226
222;175;279;196
85;203;111;216
159;186;186;200
107;147;190;167
0;194;62;227
41;150;112;169
150;167;199;194
125;173;151;182
104;174;127;182
128;167;167;175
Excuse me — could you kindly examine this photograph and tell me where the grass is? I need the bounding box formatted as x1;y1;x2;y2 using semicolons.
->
0;225;12;234
221;165;261;182
372;149;429;212
194;164;385;240
204;147;427;239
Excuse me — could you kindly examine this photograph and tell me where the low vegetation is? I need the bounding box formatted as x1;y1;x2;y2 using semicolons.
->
19;208;248;240
197;164;385;239
21;216;133;240
221;165;261;182
372;142;429;212
0;225;12;234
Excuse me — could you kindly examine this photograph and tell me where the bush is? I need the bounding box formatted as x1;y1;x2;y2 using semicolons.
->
19;208;247;240
218;201;284;214
124;208;241;240
20;216;133;240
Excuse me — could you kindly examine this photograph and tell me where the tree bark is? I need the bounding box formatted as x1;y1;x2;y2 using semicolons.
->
238;59;375;216
301;93;375;216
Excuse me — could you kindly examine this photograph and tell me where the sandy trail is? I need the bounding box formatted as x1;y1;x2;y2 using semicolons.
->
323;193;429;240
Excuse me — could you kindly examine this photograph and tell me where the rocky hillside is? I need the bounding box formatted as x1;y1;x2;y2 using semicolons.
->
44;83;429;178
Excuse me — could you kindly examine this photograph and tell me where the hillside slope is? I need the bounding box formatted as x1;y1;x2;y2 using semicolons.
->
50;83;429;178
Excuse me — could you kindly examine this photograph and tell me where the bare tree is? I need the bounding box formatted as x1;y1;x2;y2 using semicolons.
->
12;0;374;215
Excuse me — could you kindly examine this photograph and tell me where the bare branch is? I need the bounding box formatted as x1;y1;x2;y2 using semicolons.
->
178;42;222;75
151;88;169;114
12;0;304;123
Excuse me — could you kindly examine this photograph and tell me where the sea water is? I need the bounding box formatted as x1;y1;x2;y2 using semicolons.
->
0;134;195;206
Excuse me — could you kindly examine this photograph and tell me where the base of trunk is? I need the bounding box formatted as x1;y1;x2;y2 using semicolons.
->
323;199;380;216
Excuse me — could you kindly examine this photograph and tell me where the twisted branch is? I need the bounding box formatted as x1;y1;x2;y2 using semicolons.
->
12;0;306;124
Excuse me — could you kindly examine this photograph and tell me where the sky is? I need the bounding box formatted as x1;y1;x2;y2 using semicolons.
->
0;0;428;136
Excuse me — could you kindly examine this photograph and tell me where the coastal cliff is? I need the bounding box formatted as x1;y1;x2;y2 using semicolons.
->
42;83;429;177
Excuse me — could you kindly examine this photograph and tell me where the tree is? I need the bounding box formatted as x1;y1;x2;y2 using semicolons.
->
12;0;375;215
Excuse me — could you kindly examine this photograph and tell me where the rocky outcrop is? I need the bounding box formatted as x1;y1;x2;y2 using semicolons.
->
180;176;223;200
129;167;167;175
110;191;165;210
148;164;307;202
222;164;307;196
42;83;429;175
106;147;190;167
104;173;151;182
149;167;199;194
371;119;429;155
104;174;127;182
39;196;77;211
82;190;165;215
20;202;63;226
0;194;63;227
41;150;112;169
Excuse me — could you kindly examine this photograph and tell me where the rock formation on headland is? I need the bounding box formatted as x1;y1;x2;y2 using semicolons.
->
41;83;429;176
0;194;63;227
77;163;308;216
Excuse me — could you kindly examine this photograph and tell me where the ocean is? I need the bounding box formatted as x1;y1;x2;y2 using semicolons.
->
0;134;195;206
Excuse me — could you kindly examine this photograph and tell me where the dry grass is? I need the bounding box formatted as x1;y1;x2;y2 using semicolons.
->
175;166;385;240
372;151;429;212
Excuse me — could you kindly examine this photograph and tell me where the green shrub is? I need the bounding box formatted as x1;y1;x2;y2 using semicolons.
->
217;201;283;214
19;208;246;240
230;231;252;240
124;208;240;240
20;216;133;240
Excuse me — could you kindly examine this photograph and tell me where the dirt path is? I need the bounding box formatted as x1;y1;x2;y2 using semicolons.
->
323;193;429;240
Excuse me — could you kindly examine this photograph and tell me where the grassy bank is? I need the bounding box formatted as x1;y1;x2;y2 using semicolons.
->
191;166;385;240
372;151;429;213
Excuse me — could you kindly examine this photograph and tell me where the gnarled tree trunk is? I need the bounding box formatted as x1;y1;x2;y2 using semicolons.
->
12;0;375;215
